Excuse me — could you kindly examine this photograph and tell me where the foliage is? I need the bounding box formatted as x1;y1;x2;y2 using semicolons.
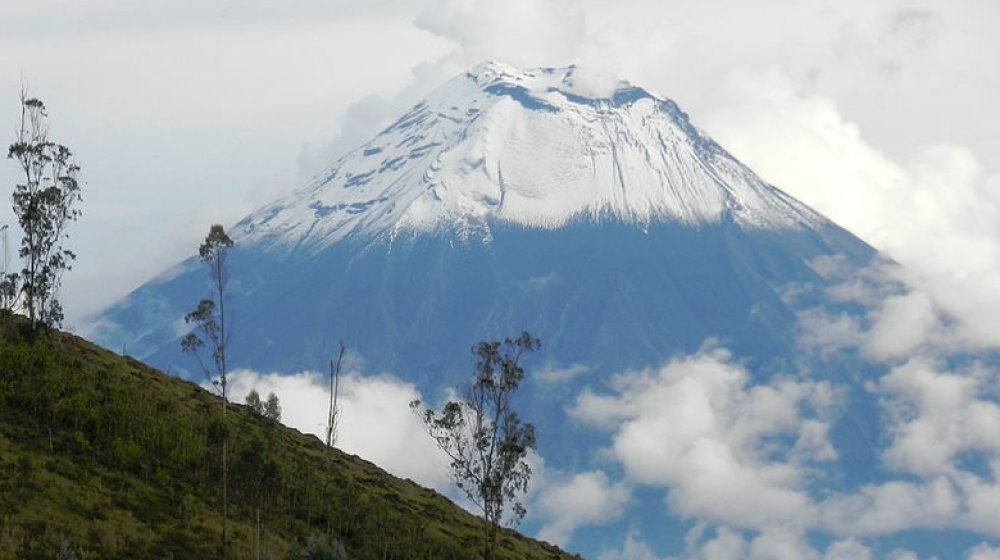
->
5;93;82;328
181;300;219;378
246;389;281;422
412;332;540;560
0;318;578;560
246;388;264;415
181;223;233;403
264;392;281;423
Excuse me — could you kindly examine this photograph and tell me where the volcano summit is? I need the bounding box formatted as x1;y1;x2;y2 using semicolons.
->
239;61;828;245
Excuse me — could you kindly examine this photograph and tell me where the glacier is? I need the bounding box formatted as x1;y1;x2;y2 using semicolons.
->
236;61;827;251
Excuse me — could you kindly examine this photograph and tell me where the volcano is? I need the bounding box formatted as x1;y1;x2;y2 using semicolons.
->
87;62;984;558
91;61;874;382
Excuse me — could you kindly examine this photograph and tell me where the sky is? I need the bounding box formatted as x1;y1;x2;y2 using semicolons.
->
3;1;1000;558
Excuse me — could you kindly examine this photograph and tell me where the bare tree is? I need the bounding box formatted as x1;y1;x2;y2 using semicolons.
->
326;342;345;447
6;92;82;328
411;332;540;560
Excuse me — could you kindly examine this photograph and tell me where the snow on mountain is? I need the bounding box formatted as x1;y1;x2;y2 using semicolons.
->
236;61;825;251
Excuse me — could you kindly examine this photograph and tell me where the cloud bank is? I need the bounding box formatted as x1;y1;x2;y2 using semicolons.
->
223;367;450;489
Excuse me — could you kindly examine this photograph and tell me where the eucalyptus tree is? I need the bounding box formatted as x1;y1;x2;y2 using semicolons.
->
6;93;82;328
412;332;540;560
181;223;234;558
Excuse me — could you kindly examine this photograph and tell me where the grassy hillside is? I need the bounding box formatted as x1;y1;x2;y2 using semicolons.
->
0;317;580;559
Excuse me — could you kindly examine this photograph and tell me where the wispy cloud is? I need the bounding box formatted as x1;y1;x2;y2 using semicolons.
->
535;363;589;384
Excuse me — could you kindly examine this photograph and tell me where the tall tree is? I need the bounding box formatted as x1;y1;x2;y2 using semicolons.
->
6;93;82;328
182;224;234;409
411;332;540;560
181;223;234;559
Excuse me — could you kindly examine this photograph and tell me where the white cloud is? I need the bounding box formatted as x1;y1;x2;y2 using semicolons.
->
699;527;747;560
599;525;863;560
567;385;635;430
820;260;901;308
791;419;838;462
535;470;630;546
223;367;450;489
414;0;586;74
797;308;864;356
570;342;1000;552
598;528;661;560
570;348;837;530
747;527;820;560
823;538;872;560
957;468;1000;537
536;363;589;384
815;358;1000;539
863;291;938;361
968;543;1000;560
820;477;962;536
796;260;986;361
884;550;921;560
878;359;1000;477
703;67;1000;352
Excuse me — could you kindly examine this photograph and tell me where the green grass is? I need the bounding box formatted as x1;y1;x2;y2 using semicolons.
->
0;316;581;559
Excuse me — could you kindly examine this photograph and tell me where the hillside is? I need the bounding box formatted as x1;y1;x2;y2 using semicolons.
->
0;317;579;560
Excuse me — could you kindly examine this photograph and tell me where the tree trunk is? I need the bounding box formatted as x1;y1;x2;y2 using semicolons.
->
222;436;228;560
483;516;495;560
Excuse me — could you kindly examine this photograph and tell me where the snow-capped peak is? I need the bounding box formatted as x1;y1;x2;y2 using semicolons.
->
468;60;634;101
236;62;825;250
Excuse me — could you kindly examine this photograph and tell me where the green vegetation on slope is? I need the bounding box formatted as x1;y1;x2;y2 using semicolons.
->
0;318;579;560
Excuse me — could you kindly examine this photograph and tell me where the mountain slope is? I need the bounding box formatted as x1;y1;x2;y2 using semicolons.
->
0;317;577;560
